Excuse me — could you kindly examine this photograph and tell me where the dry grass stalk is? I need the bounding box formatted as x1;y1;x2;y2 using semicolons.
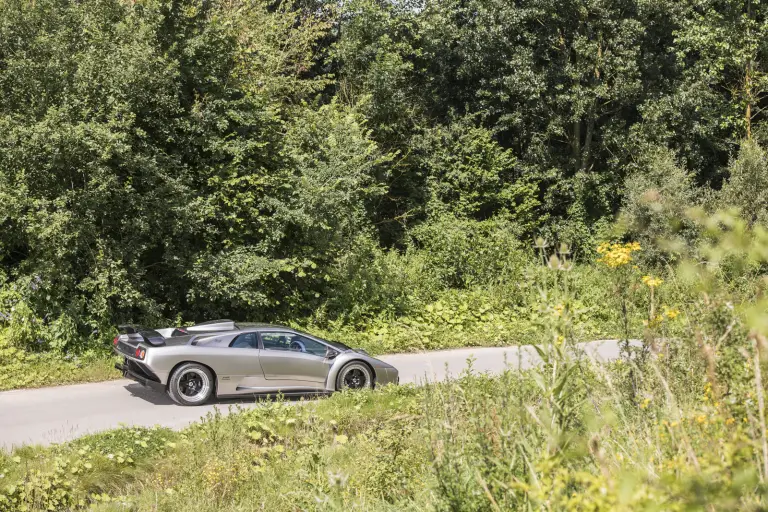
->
750;331;768;482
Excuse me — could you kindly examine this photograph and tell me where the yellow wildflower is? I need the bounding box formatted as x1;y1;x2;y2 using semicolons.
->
696;415;706;424
662;306;680;320
596;242;641;268
642;275;664;288
640;397;652;409
726;418;736;426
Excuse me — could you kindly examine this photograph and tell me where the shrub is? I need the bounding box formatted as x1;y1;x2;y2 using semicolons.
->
321;234;439;323
720;140;768;227
412;115;541;231
619;147;699;262
409;214;529;289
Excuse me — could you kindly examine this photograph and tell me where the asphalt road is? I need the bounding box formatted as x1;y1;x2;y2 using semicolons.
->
0;339;627;450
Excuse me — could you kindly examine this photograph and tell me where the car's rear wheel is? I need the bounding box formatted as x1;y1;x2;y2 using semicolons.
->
168;363;214;406
336;362;373;391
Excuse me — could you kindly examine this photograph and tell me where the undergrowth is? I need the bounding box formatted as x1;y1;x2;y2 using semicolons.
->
0;343;118;391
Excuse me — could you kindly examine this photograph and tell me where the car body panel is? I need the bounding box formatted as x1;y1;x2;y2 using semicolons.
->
258;350;330;383
114;322;399;398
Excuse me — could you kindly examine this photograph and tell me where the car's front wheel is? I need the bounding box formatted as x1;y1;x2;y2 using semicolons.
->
336;362;373;391
168;363;214;406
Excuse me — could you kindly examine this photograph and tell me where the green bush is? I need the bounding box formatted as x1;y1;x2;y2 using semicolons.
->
409;214;529;289
321;234;439;323
720;140;768;227
619;147;700;262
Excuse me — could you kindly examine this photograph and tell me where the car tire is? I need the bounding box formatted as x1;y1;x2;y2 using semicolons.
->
168;362;214;406
335;361;373;391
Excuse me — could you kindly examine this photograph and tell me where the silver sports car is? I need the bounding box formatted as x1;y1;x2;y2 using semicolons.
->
113;320;399;405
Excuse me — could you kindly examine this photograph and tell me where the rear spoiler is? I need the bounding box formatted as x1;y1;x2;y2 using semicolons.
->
117;320;236;346
117;325;167;346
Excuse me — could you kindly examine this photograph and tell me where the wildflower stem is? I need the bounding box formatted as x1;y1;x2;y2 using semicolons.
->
476;471;502;512
751;333;768;482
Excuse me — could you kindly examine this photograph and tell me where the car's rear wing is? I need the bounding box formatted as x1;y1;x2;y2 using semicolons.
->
117;325;167;346
116;319;238;348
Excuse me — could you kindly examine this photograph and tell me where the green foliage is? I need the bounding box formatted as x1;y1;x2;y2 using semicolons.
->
720;140;768;226
319;234;438;322
674;0;768;140
280;100;392;260
409;215;527;289
619;147;700;261
226;0;336;102
0;346;118;392
412;115;540;228
0;426;174;511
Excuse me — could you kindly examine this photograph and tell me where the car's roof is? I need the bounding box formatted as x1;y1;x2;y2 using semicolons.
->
236;322;292;330
183;320;292;332
184;322;354;351
187;322;298;338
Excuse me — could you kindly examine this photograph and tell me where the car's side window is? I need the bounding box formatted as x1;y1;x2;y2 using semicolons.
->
261;332;292;351
290;335;328;357
261;332;328;357
230;332;259;349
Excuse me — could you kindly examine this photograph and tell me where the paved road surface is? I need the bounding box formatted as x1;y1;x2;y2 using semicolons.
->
0;339;627;450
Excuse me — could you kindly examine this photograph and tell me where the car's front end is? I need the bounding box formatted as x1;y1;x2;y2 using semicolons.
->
325;350;399;391
369;359;399;386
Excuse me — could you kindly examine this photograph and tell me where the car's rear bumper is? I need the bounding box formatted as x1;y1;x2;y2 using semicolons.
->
116;358;165;392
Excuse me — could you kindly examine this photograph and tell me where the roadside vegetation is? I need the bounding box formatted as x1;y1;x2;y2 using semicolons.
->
4;215;768;510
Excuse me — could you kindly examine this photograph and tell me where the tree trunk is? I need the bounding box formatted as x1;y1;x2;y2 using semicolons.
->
581;101;596;171
746;0;753;140
572;120;581;161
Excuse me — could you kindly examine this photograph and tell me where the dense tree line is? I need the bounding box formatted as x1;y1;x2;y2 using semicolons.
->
0;0;767;347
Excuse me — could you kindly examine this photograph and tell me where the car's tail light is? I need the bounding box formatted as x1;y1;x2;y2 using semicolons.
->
113;336;119;346
134;347;146;360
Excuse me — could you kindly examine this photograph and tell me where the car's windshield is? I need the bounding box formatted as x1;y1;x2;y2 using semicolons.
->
288;328;351;351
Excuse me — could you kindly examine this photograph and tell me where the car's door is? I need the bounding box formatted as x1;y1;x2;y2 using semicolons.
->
257;331;331;384
218;332;266;393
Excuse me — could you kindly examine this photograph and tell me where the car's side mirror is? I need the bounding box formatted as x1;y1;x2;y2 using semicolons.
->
326;348;339;359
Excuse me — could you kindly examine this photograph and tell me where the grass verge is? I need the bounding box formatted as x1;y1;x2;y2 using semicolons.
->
2;348;766;512
0;346;120;392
